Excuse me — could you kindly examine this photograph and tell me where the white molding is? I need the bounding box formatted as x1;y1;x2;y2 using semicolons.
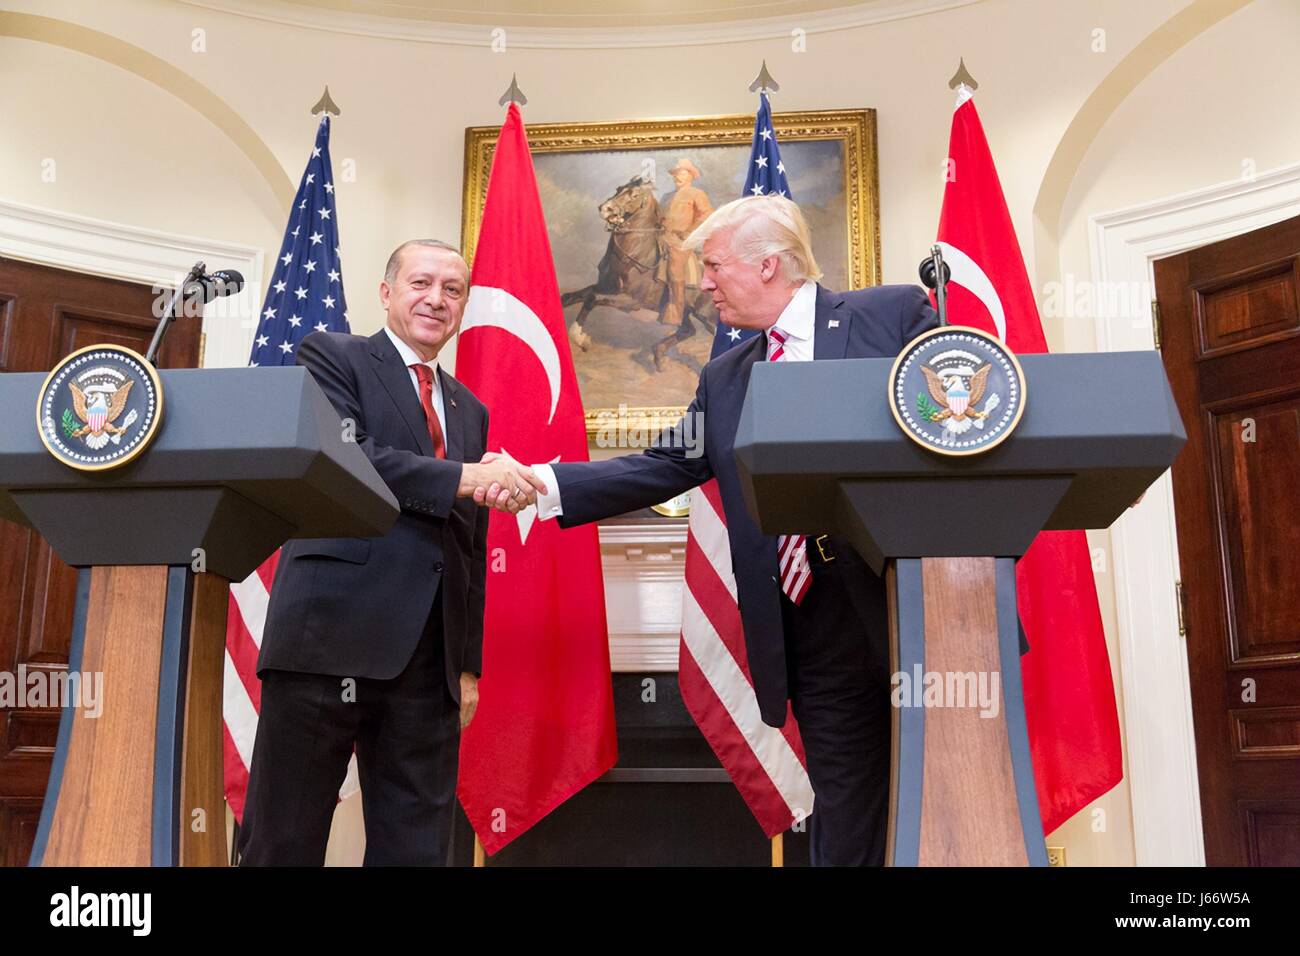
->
1088;160;1300;867
177;0;984;49
599;520;687;671
0;197;265;369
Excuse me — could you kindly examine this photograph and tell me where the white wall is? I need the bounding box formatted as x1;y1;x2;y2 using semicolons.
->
3;0;1185;372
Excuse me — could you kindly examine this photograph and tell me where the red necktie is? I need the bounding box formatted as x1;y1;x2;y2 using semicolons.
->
766;328;811;605
410;363;446;459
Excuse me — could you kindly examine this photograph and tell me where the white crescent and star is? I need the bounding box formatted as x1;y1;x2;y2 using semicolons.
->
460;285;562;425
936;240;1008;342
461;285;566;546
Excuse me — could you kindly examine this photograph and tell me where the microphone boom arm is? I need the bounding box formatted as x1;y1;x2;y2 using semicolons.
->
919;245;951;329
145;261;205;367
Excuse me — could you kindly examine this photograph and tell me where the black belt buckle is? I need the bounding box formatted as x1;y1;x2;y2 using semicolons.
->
814;534;835;564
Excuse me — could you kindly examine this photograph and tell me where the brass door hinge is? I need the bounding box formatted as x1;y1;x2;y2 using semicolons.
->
1150;300;1162;350
1176;580;1187;636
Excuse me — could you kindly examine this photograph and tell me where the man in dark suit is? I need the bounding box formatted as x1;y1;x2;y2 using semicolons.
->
237;239;546;866
474;196;936;865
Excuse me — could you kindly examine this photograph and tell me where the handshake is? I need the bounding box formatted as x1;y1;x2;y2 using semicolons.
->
457;451;550;514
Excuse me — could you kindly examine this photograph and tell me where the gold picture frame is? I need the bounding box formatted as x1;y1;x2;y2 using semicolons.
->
461;109;881;440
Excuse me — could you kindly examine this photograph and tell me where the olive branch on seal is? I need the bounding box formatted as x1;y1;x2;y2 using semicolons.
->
916;392;943;422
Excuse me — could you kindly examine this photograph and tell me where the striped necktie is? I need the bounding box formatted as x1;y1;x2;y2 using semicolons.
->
766;327;811;605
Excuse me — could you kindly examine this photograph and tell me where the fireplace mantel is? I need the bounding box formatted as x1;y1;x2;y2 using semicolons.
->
598;519;688;672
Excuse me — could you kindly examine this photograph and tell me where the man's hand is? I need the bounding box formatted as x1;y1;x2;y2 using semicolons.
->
459;671;479;730
458;451;548;513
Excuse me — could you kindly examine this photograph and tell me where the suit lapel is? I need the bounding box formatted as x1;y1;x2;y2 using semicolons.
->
812;284;850;361
368;330;435;457
439;370;467;462
719;333;768;431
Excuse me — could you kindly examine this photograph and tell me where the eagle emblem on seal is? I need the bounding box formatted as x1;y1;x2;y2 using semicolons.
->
888;327;1025;456
67;370;139;450
919;360;1002;436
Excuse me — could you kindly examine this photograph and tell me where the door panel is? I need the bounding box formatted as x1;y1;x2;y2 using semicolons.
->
0;256;200;865
1155;215;1300;867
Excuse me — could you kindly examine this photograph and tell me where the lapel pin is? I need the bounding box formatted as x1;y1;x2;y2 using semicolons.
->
450;398;457;408
828;319;840;329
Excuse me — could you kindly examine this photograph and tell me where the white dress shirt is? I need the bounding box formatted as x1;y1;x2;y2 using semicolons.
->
534;281;818;519
384;325;448;444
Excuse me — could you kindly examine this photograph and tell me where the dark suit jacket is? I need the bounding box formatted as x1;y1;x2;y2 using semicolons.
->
552;283;938;727
257;329;490;704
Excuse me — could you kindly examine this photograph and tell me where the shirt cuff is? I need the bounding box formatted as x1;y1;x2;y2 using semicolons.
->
533;463;563;520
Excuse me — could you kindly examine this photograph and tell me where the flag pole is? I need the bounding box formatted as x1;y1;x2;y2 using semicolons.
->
498;73;527;107
469;77;514;876
947;57;979;96
310;85;341;116
470;73;512;871
748;60;780;96
770;833;784;867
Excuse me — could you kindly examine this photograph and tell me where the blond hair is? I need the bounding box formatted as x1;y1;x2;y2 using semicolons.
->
682;194;822;283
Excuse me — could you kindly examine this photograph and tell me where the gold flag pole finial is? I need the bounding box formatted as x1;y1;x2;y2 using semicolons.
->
948;58;979;92
749;60;780;96
310;85;341;116
498;74;528;107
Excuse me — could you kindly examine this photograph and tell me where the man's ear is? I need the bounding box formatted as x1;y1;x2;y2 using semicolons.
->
379;279;391;310
759;255;781;282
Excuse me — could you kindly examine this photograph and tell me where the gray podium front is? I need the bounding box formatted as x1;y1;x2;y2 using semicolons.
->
734;350;1185;866
0;367;398;866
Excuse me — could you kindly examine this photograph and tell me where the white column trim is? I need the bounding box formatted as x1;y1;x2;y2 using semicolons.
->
1087;160;1300;866
0;197;264;369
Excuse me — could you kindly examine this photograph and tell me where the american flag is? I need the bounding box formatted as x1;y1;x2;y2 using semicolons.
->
223;116;355;823
677;93;815;838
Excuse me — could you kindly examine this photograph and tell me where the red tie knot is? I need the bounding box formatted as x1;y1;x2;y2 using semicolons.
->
410;362;433;387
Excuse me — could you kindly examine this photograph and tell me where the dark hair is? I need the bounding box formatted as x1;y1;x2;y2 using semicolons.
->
384;239;465;284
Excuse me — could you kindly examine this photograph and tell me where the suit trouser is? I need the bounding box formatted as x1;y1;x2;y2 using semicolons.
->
237;594;460;866
781;538;893;867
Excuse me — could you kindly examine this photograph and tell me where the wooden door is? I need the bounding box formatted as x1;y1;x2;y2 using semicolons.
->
1155;215;1300;866
0;256;200;865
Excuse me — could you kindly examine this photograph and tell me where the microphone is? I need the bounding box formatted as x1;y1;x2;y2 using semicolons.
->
183;269;245;304
918;255;950;290
918;246;950;328
146;262;245;365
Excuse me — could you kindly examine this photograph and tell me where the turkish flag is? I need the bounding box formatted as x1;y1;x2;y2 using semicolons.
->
936;92;1122;834
455;104;617;854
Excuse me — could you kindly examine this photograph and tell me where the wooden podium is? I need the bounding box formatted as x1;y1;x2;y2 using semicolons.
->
734;350;1185;865
0;366;397;866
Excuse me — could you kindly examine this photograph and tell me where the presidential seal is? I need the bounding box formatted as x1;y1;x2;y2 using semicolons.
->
36;344;163;471
888;325;1025;457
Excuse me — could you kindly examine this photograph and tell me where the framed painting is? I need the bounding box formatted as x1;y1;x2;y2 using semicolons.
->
461;108;880;439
